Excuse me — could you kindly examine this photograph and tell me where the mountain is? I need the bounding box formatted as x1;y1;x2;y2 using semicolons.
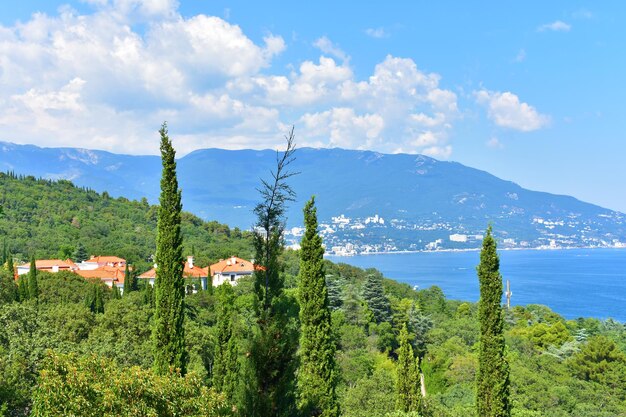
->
1;141;624;253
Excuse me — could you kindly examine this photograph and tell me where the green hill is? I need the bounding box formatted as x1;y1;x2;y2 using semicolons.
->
0;172;253;270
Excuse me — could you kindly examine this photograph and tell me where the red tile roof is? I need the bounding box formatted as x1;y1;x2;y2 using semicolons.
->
74;266;126;284
17;259;75;270
86;256;126;264
209;256;256;275
138;262;208;279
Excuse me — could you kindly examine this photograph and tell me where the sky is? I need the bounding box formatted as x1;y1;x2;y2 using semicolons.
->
0;1;625;212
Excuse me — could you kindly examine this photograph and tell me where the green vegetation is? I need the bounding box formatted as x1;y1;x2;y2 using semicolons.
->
476;226;510;417
1;143;625;416
153;123;187;376
297;197;339;417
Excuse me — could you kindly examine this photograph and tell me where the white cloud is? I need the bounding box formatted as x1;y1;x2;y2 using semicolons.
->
475;90;549;131
0;3;460;157
537;20;571;32
313;36;349;62
365;27;388;38
514;49;526;63
486;137;504;149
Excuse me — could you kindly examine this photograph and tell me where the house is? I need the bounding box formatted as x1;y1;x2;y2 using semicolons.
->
78;256;127;271
16;259;77;275
209;256;256;287
74;266;126;294
138;256;209;290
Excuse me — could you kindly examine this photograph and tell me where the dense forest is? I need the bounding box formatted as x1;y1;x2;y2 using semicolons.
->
1;167;626;416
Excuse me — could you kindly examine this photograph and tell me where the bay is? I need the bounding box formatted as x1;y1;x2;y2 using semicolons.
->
326;248;626;322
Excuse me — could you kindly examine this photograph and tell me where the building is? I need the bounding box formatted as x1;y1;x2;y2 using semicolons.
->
209;256;256;287
138;256;209;290
74;266;126;293
78;256;127;270
16;259;77;275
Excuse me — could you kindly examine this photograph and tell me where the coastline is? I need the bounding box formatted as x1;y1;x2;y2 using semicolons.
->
324;245;626;257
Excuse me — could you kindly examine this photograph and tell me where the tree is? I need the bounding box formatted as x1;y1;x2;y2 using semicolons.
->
476;225;510;417
72;242;88;263
85;283;105;314
325;274;344;311
248;127;298;416
362;273;391;324
17;274;29;301
111;283;121;300
297;197;339;417
212;283;239;404
396;324;421;413
31;352;227;417
0;269;18;305
27;256;38;301
123;263;137;294
152;122;187;376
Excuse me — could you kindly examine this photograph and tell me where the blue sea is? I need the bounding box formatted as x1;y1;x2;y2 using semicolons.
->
327;248;626;322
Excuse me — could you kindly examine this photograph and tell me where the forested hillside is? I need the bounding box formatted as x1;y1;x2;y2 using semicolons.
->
1;175;625;416
0;172;253;269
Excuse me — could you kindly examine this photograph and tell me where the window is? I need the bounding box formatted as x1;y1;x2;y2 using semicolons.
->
230;274;236;282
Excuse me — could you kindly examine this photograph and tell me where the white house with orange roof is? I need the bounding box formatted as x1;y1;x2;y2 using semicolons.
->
138;256;209;290
209;256;256;287
16;259;77;275
74;266;126;293
78;255;127;271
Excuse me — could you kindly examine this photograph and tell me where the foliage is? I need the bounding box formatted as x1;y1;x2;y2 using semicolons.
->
247;128;299;417
212;283;239;405
297;197;339;417
153;122;187;376
476;225;510;417
396;324;421;412
362;272;392;324
31;352;228;417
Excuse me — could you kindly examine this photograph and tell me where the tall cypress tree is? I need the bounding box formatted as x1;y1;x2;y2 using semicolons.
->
212;283;239;404
476;225;510;417
248;127;298;416
297;197;339;417
72;242;88;263
152;122;187;376
396;323;421;412
28;256;38;301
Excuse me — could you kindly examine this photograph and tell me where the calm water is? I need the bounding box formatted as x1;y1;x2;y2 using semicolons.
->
327;248;626;322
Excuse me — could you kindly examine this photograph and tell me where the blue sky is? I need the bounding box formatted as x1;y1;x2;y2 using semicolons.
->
0;1;624;212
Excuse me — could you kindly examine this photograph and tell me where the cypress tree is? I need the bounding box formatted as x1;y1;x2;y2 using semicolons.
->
476;225;510;417
396;323;421;412
6;253;14;278
297;197;339;417
123;263;137;294
111;283;121;300
28;256;38;301
94;285;104;314
248;127;298;416
212;283;239;403
362;272;391;324
18;274;29;301
152;122;187;376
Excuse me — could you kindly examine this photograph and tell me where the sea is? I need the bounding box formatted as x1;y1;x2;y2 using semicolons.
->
326;248;626;322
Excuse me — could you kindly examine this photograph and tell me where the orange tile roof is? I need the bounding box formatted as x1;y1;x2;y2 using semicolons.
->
87;256;126;264
138;262;208;279
18;259;75;270
74;266;126;283
210;256;255;275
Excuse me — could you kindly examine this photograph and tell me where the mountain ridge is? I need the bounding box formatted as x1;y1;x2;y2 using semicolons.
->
1;140;624;252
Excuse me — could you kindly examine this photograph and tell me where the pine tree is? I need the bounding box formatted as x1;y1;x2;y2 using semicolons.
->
396;323;421;412
297;197;339;417
123;263;137;294
28;256;38;301
152;122;187;376
248;127;298;416
212;283;239;404
362;272;391;324
476;225;510;417
325;274;344;311
72;242;88;263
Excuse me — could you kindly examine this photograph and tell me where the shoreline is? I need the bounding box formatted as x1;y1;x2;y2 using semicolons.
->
324;245;626;257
